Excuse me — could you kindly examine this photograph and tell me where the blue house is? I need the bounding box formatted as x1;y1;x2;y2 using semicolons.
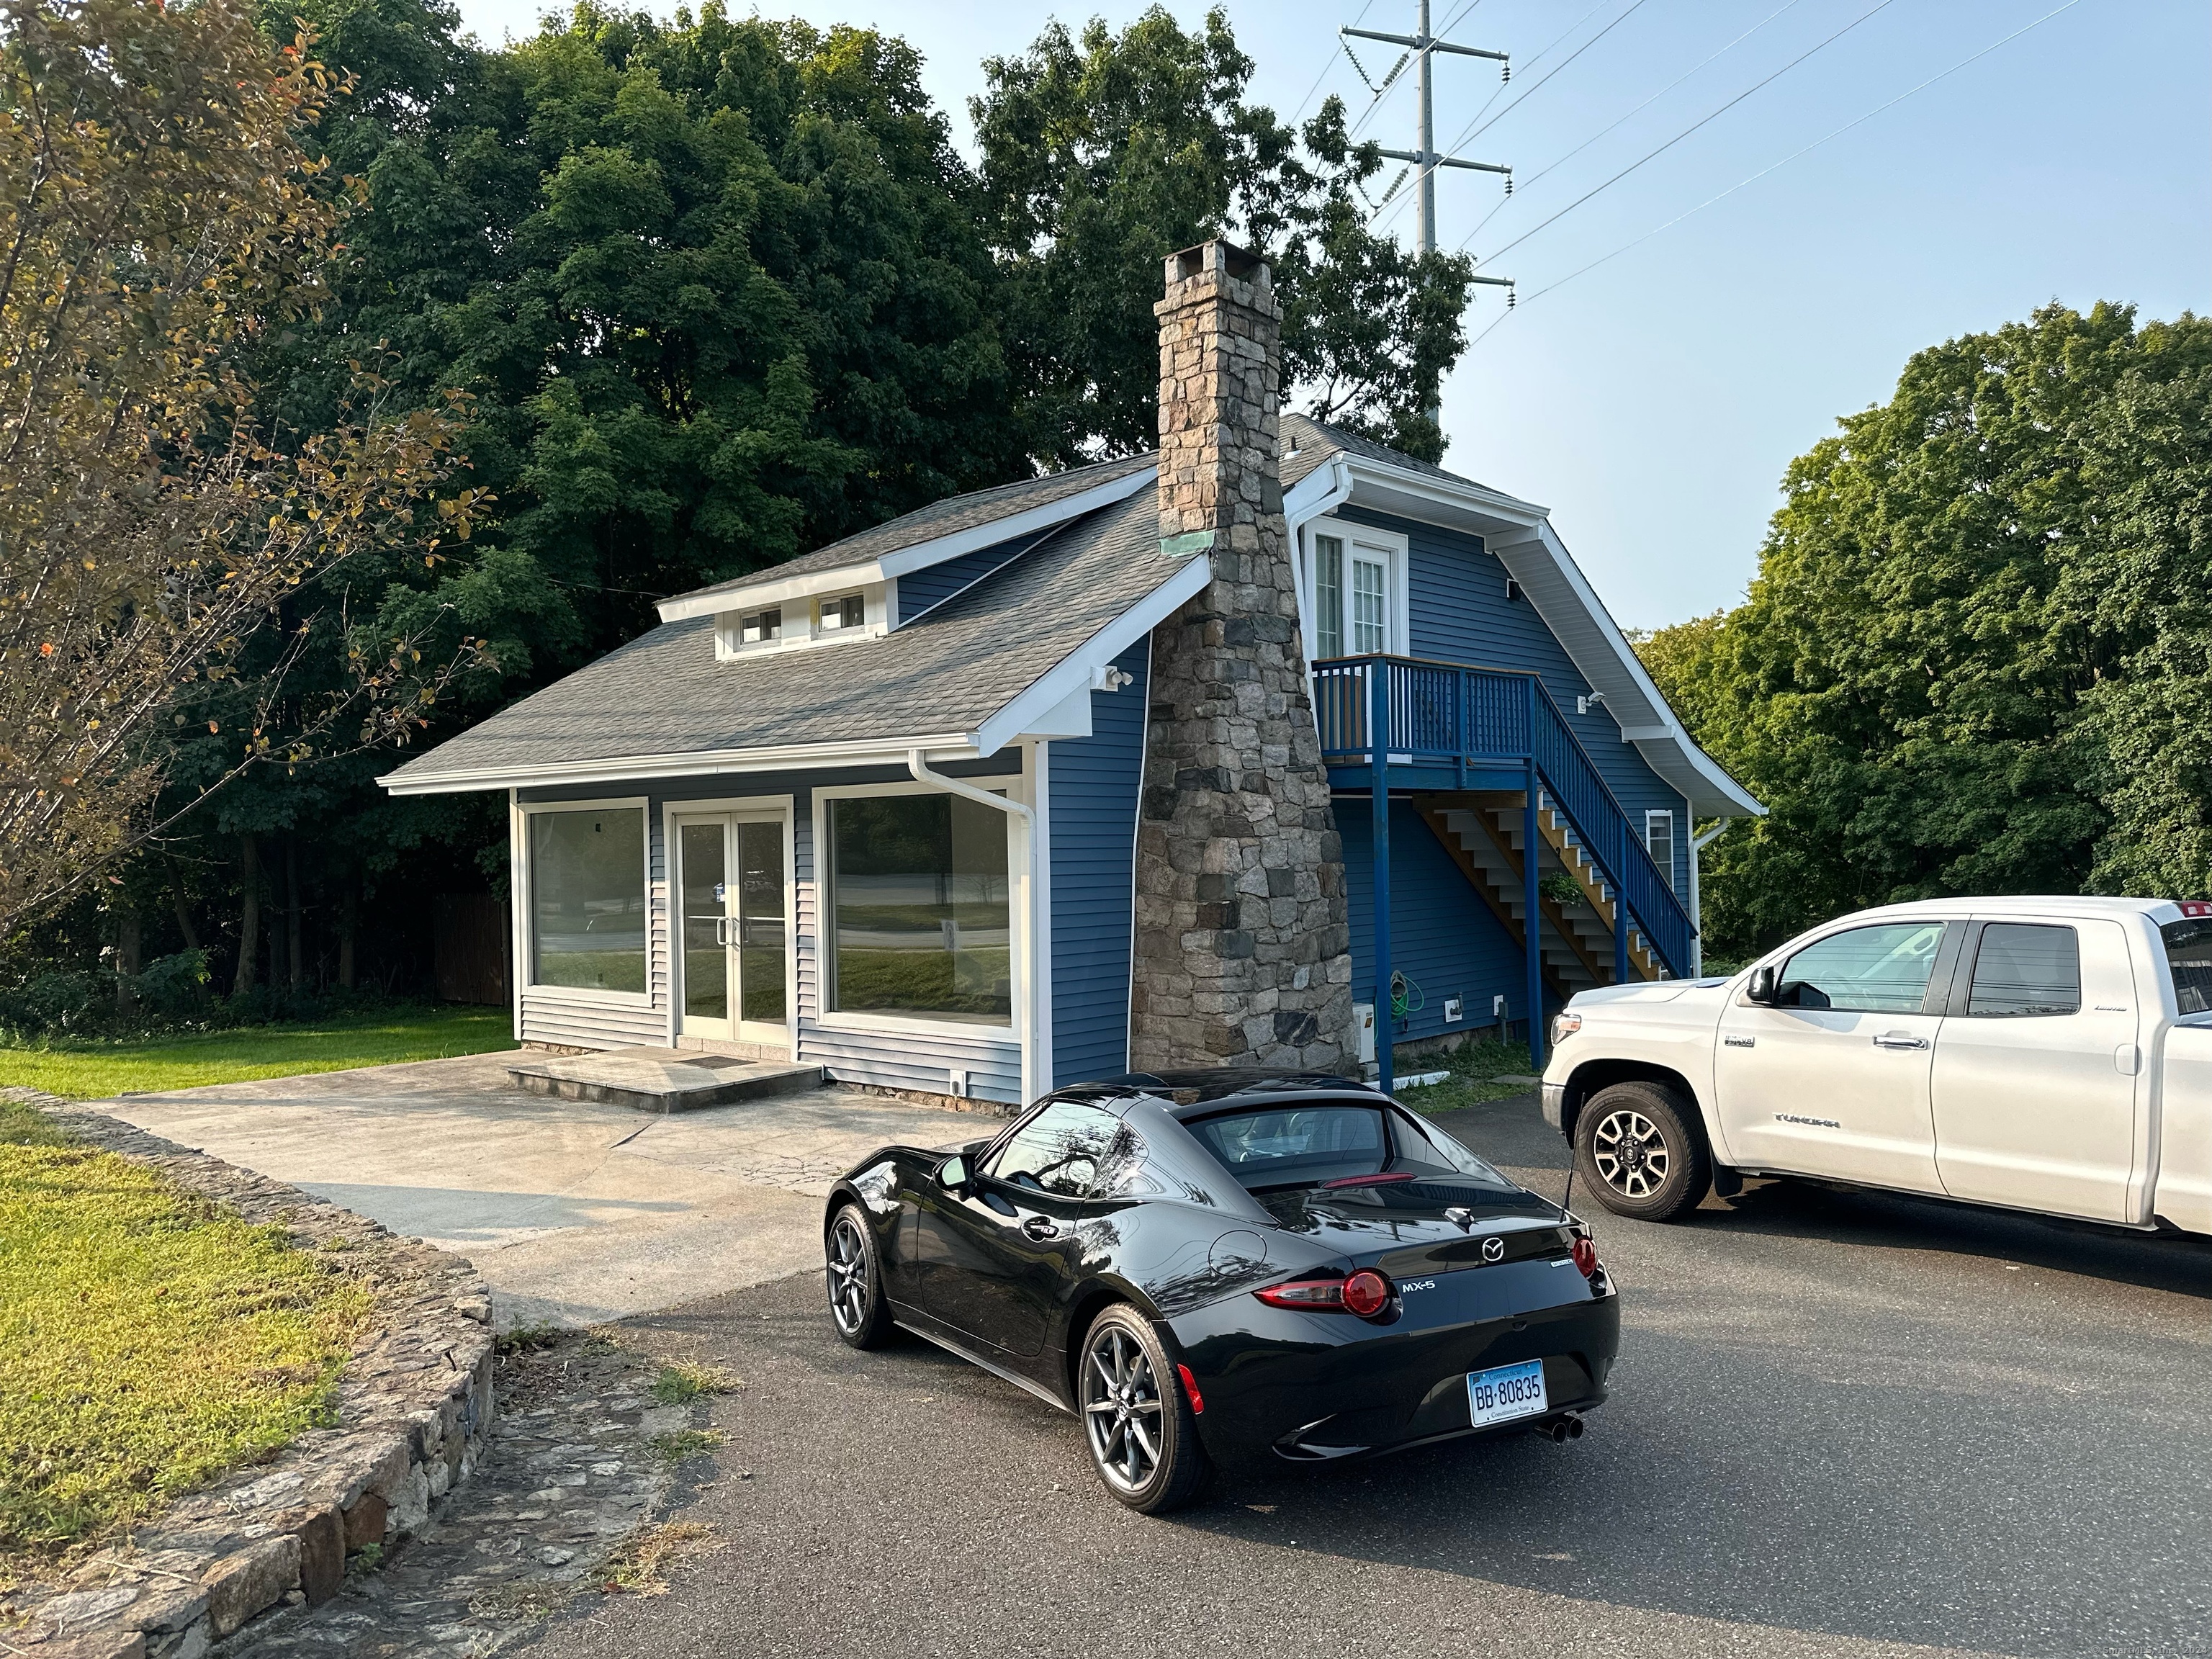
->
382;240;1758;1102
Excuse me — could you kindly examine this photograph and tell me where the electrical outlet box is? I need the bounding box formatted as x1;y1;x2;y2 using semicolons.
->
947;1066;969;1099
1353;1003;1377;1065
1443;997;1463;1024
1493;994;1507;1018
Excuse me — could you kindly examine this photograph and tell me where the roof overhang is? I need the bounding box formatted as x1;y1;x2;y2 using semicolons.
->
1339;453;1763;821
655;466;1160;624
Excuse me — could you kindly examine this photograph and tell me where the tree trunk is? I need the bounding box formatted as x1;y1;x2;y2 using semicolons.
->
115;909;141;1015
286;837;304;991
165;855;202;951
338;875;358;991
233;834;260;995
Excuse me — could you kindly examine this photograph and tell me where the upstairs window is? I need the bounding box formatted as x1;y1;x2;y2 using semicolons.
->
740;607;782;645
818;594;866;632
1313;536;1343;659
1645;810;1676;891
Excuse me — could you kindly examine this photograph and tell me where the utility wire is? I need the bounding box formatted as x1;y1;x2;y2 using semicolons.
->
1453;0;1656;150
1465;0;2086;348
1453;0;1810;251
1466;0;1902;261
1293;0;1378;123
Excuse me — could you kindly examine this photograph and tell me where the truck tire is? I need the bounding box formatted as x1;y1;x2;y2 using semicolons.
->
1575;1080;1711;1222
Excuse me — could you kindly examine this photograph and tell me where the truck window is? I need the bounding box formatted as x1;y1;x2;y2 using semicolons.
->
2164;920;2212;1016
1965;924;2081;1017
1776;922;1945;1012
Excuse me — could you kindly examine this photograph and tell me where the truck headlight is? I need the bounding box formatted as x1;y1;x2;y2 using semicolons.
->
1551;1010;1582;1046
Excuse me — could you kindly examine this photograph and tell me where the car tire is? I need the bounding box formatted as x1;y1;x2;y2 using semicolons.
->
1575;1080;1711;1222
1078;1304;1208;1514
825;1202;893;1349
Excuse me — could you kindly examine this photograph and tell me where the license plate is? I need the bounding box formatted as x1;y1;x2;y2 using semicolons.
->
1466;1358;1548;1428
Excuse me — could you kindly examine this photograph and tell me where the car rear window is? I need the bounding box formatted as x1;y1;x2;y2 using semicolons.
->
2164;920;2212;1016
1183;1102;1511;1192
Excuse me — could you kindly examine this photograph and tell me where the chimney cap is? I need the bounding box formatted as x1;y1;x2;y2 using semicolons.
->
1165;238;1270;291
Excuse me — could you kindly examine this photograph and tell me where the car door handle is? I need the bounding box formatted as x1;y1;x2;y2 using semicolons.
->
1020;1215;1059;1242
1872;1032;1928;1050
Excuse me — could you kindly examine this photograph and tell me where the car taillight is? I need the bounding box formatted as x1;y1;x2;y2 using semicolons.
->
1253;1270;1395;1316
1571;1235;1599;1277
1341;1269;1391;1316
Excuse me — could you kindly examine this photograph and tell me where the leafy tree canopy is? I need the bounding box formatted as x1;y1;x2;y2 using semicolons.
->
1638;302;2212;959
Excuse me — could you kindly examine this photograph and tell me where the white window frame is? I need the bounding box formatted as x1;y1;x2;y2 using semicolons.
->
1645;809;1676;892
660;794;798;1054
515;795;654;1007
1298;516;1410;662
810;771;1033;1041
715;581;890;660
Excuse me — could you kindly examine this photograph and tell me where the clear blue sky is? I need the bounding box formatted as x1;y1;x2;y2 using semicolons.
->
449;0;2211;631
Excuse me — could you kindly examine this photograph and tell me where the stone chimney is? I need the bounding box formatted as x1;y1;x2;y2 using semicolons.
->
1128;240;1355;1074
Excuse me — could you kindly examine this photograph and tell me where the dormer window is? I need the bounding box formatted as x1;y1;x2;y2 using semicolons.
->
818;594;865;632
740;608;782;645
714;580;888;661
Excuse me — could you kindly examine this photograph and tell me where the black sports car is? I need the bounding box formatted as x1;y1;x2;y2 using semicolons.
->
823;1069;1620;1511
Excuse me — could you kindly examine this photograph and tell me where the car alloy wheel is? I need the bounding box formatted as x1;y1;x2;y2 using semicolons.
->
1591;1107;1670;1200
827;1212;872;1336
1083;1323;1166;1494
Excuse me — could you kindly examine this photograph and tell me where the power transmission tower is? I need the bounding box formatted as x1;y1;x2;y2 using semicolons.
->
1344;1;1516;421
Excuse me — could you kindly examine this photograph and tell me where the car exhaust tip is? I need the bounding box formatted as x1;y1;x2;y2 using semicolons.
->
1537;1412;1586;1444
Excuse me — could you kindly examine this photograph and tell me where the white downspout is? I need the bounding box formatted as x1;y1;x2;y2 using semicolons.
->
1689;817;1732;978
909;749;1038;1107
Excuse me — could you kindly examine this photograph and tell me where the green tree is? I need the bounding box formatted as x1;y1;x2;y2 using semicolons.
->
1638;303;2212;959
971;6;1479;464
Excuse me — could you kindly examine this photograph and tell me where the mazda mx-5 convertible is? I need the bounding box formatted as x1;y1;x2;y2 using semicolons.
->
822;1069;1620;1511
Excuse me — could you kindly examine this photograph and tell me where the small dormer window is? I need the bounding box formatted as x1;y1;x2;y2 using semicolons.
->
818;594;865;632
741;608;782;645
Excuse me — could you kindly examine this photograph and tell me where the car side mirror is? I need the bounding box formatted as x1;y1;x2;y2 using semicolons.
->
1745;965;1779;1006
935;1154;971;1194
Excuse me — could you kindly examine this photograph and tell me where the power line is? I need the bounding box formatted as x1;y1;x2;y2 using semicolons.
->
1467;0;1903;263
1465;0;2087;349
1452;0;1811;251
1453;0;1656;150
1292;0;1378;123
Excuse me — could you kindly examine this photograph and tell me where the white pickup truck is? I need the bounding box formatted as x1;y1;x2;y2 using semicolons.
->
1540;896;2212;1235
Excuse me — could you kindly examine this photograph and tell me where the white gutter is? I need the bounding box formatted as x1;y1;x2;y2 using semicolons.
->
1688;817;1733;976
379;733;981;796
907;748;1038;1107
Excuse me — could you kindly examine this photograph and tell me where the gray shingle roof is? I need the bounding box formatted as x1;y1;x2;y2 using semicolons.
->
1280;413;1474;492
662;451;1157;609
384;492;1182;786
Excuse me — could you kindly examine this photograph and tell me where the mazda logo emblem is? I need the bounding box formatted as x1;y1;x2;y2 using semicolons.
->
1481;1236;1506;1262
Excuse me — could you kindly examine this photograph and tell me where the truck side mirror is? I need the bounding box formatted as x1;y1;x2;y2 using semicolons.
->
1745;965;1779;1005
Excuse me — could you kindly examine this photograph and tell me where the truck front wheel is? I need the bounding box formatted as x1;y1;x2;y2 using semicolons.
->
1575;1081;1711;1222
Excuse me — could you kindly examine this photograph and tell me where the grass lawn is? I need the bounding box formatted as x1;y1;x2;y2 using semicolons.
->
1393;1035;1542;1114
0;1006;518;1101
0;1105;370;1569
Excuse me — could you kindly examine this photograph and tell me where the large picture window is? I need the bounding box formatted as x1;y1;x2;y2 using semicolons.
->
529;806;647;993
827;793;1011;1026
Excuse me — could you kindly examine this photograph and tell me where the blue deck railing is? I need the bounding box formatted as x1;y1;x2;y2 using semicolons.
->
1311;655;1696;982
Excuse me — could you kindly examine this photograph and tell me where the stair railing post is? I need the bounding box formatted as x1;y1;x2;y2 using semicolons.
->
1371;660;1393;1094
1614;813;1631;985
1524;678;1545;1072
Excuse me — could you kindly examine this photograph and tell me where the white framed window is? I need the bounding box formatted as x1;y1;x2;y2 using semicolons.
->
518;798;652;1001
1645;810;1676;892
1302;518;1408;660
817;593;866;632
739;607;782;645
716;581;888;660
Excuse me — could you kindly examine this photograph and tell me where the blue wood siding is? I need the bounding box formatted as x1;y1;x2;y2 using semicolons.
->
1046;641;1150;1087
1331;503;1692;897
896;531;1040;623
1339;799;1534;1048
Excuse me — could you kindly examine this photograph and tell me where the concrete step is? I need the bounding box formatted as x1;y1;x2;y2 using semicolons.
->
507;1047;823;1112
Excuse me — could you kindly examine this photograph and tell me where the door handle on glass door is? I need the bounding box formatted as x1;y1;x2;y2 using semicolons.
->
1872;1032;1928;1050
1021;1215;1059;1242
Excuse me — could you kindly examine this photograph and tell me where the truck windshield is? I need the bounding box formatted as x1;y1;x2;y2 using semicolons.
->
2164;920;2212;1015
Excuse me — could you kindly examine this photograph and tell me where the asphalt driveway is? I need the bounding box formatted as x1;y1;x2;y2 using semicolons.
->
522;1089;2212;1659
97;1053;979;1328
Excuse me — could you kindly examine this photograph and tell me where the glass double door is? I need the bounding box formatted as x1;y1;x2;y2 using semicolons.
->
675;814;788;1045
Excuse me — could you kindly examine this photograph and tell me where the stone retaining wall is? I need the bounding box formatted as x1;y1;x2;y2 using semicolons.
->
0;1092;498;1659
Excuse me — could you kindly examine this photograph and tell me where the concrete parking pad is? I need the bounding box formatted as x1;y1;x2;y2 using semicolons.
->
95;1053;982;1329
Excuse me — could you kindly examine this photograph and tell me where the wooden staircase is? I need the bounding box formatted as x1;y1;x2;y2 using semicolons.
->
1419;792;1666;996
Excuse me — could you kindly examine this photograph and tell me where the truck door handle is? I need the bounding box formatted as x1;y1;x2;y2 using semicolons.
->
1872;1032;1928;1050
1021;1215;1059;1242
